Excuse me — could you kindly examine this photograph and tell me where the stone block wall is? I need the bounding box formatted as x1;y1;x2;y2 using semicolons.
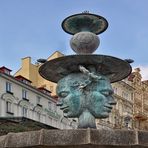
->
0;129;148;147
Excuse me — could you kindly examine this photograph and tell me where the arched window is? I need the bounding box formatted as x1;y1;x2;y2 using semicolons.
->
6;101;13;115
22;106;28;117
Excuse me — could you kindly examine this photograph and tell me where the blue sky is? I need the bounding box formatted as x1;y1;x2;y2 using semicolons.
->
0;0;148;79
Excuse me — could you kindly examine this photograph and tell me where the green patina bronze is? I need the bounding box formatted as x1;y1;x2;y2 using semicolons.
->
62;13;108;35
39;12;133;128
56;66;116;128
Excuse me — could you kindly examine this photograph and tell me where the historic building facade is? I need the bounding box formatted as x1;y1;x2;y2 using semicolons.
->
5;51;148;130
131;68;148;130
0;66;77;129
96;77;134;129
97;68;148;130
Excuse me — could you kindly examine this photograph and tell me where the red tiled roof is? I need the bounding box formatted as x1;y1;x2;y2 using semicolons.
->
15;75;32;83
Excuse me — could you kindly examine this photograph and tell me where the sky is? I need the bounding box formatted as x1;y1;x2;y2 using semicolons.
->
0;0;148;80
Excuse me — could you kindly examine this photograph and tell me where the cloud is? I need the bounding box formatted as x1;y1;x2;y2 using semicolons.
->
134;65;148;80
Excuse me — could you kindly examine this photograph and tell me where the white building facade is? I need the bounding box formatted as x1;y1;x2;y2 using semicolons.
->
0;67;77;129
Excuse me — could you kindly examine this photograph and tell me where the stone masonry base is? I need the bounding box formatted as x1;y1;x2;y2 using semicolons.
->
0;129;148;147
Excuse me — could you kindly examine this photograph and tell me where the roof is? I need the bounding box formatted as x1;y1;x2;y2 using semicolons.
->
15;75;32;83
0;71;56;102
38;87;52;93
0;66;12;72
47;51;64;61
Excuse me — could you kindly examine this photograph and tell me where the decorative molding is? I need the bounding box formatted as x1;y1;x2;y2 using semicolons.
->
44;108;61;120
33;105;43;113
1;93;18;104
18;99;30;108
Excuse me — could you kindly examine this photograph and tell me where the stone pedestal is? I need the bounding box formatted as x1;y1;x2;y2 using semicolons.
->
0;129;148;147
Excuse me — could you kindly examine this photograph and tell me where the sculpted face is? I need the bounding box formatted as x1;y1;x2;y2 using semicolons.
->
56;73;116;119
87;76;116;118
56;73;86;118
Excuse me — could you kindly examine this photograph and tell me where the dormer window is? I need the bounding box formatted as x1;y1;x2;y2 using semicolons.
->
15;75;32;85
23;79;27;84
38;87;51;96
0;66;12;75
4;69;10;75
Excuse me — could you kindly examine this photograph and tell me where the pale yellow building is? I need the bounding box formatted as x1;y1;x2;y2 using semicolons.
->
15;51;64;96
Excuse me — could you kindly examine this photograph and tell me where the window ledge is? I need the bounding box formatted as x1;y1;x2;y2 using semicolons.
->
6;91;13;95
37;104;42;107
6;111;14;115
22;98;29;102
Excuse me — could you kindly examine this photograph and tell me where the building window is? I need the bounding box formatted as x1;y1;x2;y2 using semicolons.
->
4;69;10;75
53;103;57;112
22;107;27;117
22;89;28;100
6;101;13;113
122;91;128;99
36;96;42;107
36;96;41;104
6;82;12;93
37;112;41;121
22;79;28;84
48;102;51;110
113;87;118;94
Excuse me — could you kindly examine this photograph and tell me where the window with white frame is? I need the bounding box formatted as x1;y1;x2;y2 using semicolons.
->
22;89;27;99
4;69;10;75
22;79;28;84
48;101;52;110
6;82;12;92
6;101;12;113
22;79;31;85
36;96;41;104
22;107;27;117
53;103;57;112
